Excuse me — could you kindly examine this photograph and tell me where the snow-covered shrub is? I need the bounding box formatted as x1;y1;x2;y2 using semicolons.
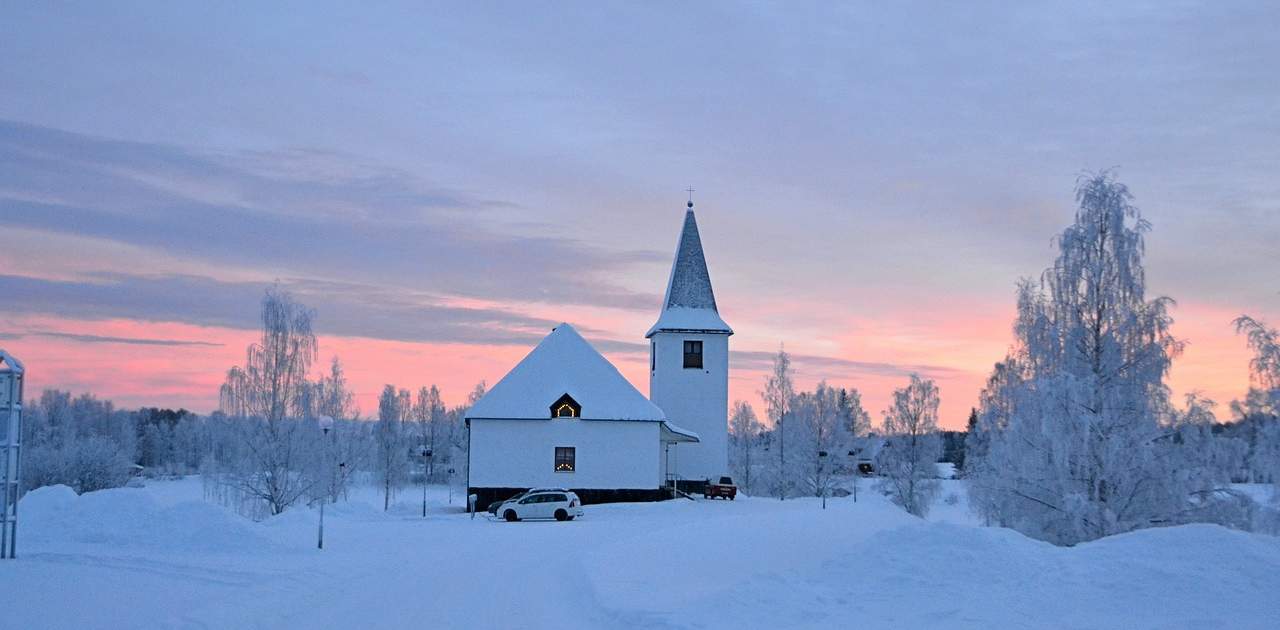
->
20;390;138;495
22;437;135;494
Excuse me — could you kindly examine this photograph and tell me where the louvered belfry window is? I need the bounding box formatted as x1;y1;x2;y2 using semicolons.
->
683;340;703;369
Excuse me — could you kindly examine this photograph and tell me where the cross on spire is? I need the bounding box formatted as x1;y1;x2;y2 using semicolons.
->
685;186;695;208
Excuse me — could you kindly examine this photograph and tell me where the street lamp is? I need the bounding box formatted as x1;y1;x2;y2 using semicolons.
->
318;416;334;550
419;446;432;518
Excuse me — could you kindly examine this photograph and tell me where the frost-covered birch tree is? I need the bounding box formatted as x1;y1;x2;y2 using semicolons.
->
314;356;357;421
794;382;851;498
967;173;1236;544
762;346;794;500
876;374;942;517
415;385;445;481
216;287;320;516
728;400;763;495
1235;315;1280;497
311;356;363;502
376;385;410;511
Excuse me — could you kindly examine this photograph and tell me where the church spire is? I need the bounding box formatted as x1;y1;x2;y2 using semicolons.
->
646;201;733;338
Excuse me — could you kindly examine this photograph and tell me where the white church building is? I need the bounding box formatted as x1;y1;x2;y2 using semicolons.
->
466;201;732;505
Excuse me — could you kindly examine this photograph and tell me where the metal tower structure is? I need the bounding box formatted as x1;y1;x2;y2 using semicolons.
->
0;350;24;559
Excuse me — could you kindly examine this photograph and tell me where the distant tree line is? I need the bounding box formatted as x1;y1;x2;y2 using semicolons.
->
20;287;485;520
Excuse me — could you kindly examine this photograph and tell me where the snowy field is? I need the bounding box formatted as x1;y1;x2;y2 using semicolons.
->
4;479;1279;630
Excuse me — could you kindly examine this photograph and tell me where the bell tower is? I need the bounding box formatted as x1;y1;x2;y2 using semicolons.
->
647;199;731;482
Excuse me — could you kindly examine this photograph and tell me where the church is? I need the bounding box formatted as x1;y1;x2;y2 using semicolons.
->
466;200;732;506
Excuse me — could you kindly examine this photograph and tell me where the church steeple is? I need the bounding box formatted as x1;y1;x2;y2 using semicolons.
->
646;198;731;481
646;201;732;338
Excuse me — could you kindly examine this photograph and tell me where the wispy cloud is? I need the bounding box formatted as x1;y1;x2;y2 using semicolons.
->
0;120;665;312
17;331;224;347
0;272;564;347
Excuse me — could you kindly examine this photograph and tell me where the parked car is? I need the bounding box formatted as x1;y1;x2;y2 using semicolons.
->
493;489;583;522
703;476;737;500
487;488;569;515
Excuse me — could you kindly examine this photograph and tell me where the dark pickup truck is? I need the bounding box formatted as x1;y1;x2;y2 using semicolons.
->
703;476;737;500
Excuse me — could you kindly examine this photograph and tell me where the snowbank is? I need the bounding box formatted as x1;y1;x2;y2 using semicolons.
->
8;480;1280;629
20;484;276;552
664;519;1280;629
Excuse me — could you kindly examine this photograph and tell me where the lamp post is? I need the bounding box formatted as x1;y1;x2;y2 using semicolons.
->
318;417;335;550
850;450;858;504
818;450;829;510
419;446;432;518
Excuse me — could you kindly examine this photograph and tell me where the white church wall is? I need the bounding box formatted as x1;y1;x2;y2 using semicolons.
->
469;418;662;489
649;332;729;481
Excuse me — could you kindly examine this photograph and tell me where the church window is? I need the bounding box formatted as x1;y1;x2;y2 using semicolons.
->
683;340;703;369
651;341;656;371
555;447;576;472
550;393;581;418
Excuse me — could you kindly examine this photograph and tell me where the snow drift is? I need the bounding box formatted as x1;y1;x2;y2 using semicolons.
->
20;484;276;552
7;481;1280;629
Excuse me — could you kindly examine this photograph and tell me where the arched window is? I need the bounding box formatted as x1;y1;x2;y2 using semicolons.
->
550;393;581;418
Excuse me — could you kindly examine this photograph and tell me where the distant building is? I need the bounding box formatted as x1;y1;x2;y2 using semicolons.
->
848;435;885;476
466;202;731;504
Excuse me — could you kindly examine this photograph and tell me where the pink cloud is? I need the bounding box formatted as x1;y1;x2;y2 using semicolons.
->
3;297;1264;431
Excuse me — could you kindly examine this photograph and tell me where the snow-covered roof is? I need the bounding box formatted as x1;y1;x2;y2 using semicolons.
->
466;323;666;422
646;206;733;338
660;421;700;443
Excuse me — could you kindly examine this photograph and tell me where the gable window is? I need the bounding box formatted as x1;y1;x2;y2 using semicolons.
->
550;393;581;418
554;447;576;472
683;340;703;369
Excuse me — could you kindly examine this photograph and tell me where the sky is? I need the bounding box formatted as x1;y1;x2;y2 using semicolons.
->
2;2;1278;429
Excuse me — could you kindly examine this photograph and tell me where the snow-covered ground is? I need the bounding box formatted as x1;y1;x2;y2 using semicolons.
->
5;478;1279;629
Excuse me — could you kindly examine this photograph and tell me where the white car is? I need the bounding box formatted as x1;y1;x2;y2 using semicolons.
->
494;489;584;522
